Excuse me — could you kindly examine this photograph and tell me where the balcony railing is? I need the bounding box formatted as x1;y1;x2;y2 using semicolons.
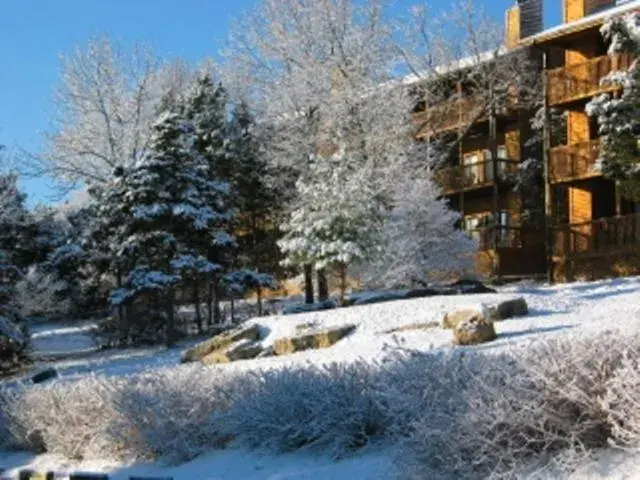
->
468;226;544;251
553;214;640;257
549;139;601;183
414;97;485;134
436;159;519;194
547;53;634;106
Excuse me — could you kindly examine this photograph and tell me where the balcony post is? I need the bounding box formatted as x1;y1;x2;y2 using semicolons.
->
542;48;554;283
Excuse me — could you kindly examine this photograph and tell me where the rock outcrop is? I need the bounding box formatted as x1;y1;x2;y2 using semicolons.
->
181;324;261;363
273;324;356;355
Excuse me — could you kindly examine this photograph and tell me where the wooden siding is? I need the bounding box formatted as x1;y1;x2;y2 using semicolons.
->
414;98;485;136
564;0;585;23
567;110;590;144
547;53;633;105
549;139;600;183
506;6;521;49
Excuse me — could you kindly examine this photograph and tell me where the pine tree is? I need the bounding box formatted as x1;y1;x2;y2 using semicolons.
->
227;101;281;305
0;174;30;373
278;148;385;302
183;74;237;325
112;109;233;345
586;12;640;200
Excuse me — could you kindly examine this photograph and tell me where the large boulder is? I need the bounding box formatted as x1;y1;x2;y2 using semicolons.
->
487;297;528;321
201;339;264;365
273;324;356;355
181;324;261;363
442;309;485;329
453;316;496;346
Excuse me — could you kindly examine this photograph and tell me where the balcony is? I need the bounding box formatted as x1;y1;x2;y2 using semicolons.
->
436;159;519;194
469;226;544;250
549;139;601;183
547;53;633;106
413;97;485;135
553;214;640;257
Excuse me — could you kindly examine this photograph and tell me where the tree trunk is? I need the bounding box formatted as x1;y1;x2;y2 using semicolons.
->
317;268;329;302
116;267;125;340
339;263;347;305
166;287;176;347
304;264;314;304
193;275;202;335
257;286;263;316
206;281;213;328
213;280;222;324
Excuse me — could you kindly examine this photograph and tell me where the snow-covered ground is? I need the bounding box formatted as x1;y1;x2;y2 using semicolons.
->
3;276;640;478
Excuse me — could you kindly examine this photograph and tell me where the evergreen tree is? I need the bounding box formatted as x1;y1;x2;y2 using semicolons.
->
278;148;385;302
112;109;233;345
0;174;30;373
183;74;237;325
587;12;640;200
227;101;281;303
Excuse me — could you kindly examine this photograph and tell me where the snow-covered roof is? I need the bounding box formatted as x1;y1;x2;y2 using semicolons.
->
400;47;507;87
519;0;640;46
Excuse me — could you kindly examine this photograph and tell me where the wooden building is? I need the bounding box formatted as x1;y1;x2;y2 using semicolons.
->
517;0;640;281
413;0;640;281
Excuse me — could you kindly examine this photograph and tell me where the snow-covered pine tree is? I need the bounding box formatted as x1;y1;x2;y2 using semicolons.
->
183;74;237;326
227;101;280;305
0;173;30;373
586;12;640;200
113;108;233;345
278;147;386;302
363;172;477;288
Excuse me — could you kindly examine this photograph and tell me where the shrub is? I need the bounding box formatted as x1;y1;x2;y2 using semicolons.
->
214;361;388;456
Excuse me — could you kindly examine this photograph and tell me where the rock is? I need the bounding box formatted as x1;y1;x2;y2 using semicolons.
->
31;367;58;384
449;279;497;294
384;321;440;334
352;291;406;306
442;309;484;329
453;316;496;346
256;345;276;358
201;339;264;365
488;297;528;321
181;324;261;363
282;300;337;315
273;324;356;355
403;288;439;299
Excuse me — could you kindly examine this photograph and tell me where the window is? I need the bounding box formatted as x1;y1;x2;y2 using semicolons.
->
463;152;481;184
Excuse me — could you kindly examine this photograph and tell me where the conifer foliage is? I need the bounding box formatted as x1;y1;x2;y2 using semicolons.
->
587;12;640;200
109;109;234;346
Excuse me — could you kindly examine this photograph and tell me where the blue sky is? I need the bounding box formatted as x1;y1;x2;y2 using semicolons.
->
0;0;561;205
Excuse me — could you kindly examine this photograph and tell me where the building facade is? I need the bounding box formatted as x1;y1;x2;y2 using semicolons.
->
418;0;640;282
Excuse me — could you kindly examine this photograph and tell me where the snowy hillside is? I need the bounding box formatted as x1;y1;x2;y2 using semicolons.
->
3;277;640;479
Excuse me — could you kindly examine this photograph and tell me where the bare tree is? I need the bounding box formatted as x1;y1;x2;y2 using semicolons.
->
26;36;193;188
399;0;541;153
224;0;423;298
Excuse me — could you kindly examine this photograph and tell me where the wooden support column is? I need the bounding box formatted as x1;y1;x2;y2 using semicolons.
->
489;83;499;277
615;180;622;216
542;49;554;283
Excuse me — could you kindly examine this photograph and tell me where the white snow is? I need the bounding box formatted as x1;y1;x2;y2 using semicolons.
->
5;276;640;478
0;447;393;480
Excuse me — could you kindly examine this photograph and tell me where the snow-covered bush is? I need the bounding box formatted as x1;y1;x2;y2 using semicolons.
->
3;327;640;474
108;367;238;462
214;361;388;456
0;376;122;458
14;266;72;319
395;330;640;479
